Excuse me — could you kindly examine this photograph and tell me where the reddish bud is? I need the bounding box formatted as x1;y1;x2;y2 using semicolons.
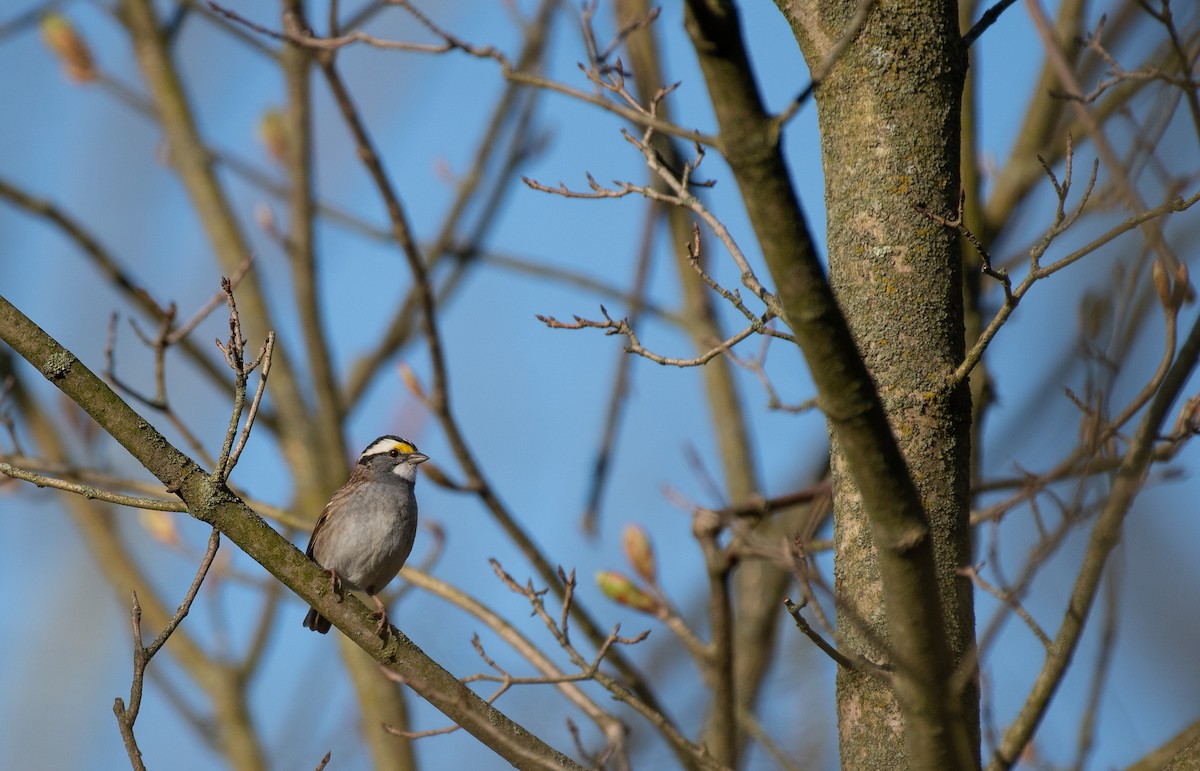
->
1152;260;1171;309
399;362;426;399
622;524;656;584
41;14;96;83
1173;262;1191;309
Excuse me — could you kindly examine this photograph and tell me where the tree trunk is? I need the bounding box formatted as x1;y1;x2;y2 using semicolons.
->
780;0;979;766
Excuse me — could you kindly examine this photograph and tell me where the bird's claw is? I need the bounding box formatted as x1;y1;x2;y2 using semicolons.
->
325;569;344;603
369;596;392;638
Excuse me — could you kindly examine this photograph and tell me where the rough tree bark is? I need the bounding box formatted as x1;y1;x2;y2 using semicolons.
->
780;0;978;766
686;0;978;766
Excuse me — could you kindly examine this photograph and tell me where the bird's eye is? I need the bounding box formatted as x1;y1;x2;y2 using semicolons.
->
388;449;399;458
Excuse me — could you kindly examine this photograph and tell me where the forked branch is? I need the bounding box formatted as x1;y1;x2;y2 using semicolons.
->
112;529;221;771
213;278;275;483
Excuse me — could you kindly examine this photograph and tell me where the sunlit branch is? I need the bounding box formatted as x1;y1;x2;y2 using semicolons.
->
0;461;185;511
537;305;767;367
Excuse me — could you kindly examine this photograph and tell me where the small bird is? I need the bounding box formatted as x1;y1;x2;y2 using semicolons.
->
302;435;428;635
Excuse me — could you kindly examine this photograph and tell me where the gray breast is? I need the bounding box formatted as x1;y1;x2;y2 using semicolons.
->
313;479;418;594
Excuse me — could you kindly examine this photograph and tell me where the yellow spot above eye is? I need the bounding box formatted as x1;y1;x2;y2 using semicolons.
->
361;437;418;459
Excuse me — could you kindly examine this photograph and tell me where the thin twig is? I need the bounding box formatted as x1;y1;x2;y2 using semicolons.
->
489;560;720;770
311;23;685;741
100;256;253;472
0;453;302;526
399;565;629;759
783;597;886;676
0;461;187;511
213;279;273;483
225;331;275;474
959;564;1052;648
916;189;1013;302
1026;0;1185;280
523;131;782;318
389;625;639;740
169;257;254;344
954;176;1196;386
537;305;768;367
113;529;221;770
723;331;818;413
208;0;718;147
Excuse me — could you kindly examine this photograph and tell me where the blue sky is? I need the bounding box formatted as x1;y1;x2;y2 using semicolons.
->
2;1;1198;769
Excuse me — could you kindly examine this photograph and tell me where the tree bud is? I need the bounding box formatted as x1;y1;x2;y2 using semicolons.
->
622;524;656;584
596;570;659;614
41;14;96;83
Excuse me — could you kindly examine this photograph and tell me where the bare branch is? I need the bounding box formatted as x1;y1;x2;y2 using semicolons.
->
958;564;1051;649
224;331;274;475
963;0;1020;49
489;559;721;770
990;289;1200;771
724;329;817;413
0;453;303;527
399;566;629;759
206;1;718;147
113;529;221;770
213;279;274;483
784;597;887;676
536;305;766;367
953;163;1197;386
0;461;186;511
917;189;1013;303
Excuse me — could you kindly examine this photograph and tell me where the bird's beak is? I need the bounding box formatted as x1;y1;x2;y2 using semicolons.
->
409;453;429;465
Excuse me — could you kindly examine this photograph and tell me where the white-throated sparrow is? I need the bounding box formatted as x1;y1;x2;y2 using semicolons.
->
302;435;428;635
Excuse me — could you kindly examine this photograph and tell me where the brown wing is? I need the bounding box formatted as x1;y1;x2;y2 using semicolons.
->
304;472;361;560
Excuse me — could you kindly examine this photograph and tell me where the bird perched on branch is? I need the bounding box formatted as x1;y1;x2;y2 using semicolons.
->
302;435;428;635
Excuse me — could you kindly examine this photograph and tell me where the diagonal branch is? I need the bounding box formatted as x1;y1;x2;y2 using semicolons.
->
0;293;583;771
989;306;1200;770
